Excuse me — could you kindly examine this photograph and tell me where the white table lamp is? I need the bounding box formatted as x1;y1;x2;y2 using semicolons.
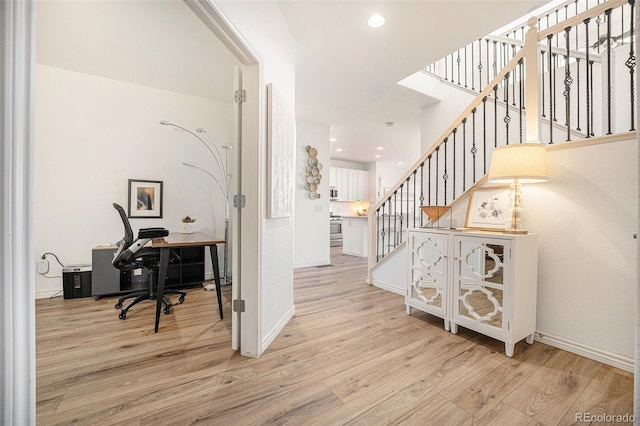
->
487;143;548;234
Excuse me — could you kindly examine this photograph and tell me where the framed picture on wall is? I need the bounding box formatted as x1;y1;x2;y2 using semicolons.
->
464;186;511;231
128;179;163;218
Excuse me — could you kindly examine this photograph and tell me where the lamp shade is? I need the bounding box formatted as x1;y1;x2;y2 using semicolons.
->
488;143;548;184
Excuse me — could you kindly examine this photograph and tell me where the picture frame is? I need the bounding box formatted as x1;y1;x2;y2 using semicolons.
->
464;186;511;231
128;179;163;218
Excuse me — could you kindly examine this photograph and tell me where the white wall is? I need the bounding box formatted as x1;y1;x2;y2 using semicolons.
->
526;139;637;368
34;65;233;297
295;120;330;267
215;1;297;354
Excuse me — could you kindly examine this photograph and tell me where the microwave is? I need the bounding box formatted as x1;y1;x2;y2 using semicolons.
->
329;186;338;200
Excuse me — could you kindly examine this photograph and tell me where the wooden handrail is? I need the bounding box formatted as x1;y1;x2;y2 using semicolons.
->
369;49;524;214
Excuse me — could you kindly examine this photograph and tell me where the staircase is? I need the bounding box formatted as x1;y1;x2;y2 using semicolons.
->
367;0;636;289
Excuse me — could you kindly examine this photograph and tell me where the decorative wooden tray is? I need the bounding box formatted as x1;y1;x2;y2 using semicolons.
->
420;206;451;223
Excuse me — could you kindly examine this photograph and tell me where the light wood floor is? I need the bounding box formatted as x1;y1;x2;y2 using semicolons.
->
36;247;633;425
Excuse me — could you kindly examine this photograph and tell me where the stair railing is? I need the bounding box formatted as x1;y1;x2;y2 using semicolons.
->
425;0;633;140
368;0;635;276
367;48;529;272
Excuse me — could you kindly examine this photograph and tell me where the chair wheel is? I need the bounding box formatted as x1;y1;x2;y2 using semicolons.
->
119;312;126;320
163;306;171;315
178;295;185;304
115;302;122;309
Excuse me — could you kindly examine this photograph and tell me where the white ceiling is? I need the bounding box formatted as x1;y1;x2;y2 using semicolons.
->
36;0;549;166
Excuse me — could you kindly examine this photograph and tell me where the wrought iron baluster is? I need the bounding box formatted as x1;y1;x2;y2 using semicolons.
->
452;128;457;200
556;9;560;47
451;54;455;83
575;0;579;47
462;118;467;191
622;1;625;46
457;49;461;85
585;18;591;137
519;58;524;143
406;178;410;231
444;56;448;81
399;185;403;243
471;108;477;183
389;190;398;246
376;208;381;261
548;35;554;143
504;73;511;145
596;13;602;54
464;45;468;88
419;163;424;227
494;85;498;147
486;39;490;87
443;140;448;205
564;26;573;141
606;8;612;135
389;195;393;247
493;41;498;83
590;60;595;136
541;50;546;117
412;171;417;228
427;155;432;205
552;53;558;123
482;97;487;174
465;40;482;90
435;147;440;206
576;58;581;131
381;203;385;258
512;45;517;106
627;0;636;131
476;39;481;92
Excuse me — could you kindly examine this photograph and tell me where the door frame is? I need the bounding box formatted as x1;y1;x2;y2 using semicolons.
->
185;0;262;356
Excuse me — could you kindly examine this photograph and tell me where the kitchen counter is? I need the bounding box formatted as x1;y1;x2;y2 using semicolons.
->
342;216;368;257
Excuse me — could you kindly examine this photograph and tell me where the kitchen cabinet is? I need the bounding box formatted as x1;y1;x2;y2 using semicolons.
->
407;228;538;357
330;167;369;201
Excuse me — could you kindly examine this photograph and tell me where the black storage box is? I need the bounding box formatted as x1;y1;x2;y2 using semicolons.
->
62;265;92;299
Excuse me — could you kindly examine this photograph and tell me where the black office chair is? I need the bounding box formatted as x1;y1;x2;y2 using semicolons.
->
111;203;186;320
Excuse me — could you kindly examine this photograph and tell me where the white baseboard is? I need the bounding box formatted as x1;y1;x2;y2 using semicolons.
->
262;305;296;353
36;290;63;300
294;259;331;268
534;330;634;373
372;279;405;296
342;249;366;257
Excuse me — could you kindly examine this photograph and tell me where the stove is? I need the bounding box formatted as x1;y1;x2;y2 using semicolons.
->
329;215;343;246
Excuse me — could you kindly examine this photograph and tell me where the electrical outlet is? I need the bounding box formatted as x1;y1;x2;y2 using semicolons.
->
37;260;49;274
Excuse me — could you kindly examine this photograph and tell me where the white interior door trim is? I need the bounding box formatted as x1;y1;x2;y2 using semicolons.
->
185;0;262;357
1;0;36;423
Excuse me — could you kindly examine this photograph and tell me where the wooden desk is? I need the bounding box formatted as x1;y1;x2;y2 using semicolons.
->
152;232;226;333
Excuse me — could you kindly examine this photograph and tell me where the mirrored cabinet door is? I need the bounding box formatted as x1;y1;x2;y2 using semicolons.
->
407;231;450;330
453;237;510;336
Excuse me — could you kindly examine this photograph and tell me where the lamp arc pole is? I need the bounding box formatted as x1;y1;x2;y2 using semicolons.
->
161;120;232;285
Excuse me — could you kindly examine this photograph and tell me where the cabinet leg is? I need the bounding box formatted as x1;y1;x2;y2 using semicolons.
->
406;305;411;315
444;319;450;332
505;342;515;357
450;323;458;334
526;334;534;344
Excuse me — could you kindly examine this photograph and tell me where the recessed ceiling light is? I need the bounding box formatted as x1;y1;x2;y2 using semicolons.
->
374;155;381;158
336;148;343;152
330;138;337;142
377;147;383;151
367;14;385;28
398;162;404;165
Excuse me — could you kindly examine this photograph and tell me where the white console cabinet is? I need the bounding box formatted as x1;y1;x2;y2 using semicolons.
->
407;228;538;357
